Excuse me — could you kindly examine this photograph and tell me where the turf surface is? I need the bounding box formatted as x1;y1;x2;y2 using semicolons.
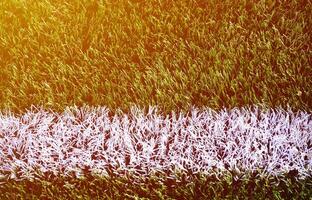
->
0;0;311;113
0;0;311;199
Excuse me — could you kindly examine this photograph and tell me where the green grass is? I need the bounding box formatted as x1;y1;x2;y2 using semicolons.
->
1;169;311;200
0;0;311;199
0;0;311;113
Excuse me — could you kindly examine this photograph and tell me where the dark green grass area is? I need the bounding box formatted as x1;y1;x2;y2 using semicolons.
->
1;0;312;199
0;169;311;200
0;0;311;113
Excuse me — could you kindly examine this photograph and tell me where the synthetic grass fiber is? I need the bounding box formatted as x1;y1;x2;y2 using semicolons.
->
0;106;311;180
1;170;311;199
0;0;312;199
0;0;311;113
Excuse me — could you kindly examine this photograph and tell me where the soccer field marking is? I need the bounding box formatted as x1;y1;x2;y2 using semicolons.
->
0;106;311;180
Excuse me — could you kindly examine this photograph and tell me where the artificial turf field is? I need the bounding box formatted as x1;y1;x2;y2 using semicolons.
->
0;0;311;199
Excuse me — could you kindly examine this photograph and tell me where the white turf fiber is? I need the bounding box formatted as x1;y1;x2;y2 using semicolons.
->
0;106;311;179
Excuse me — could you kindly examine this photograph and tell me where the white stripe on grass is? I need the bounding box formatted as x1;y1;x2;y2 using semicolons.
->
0;106;311;180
